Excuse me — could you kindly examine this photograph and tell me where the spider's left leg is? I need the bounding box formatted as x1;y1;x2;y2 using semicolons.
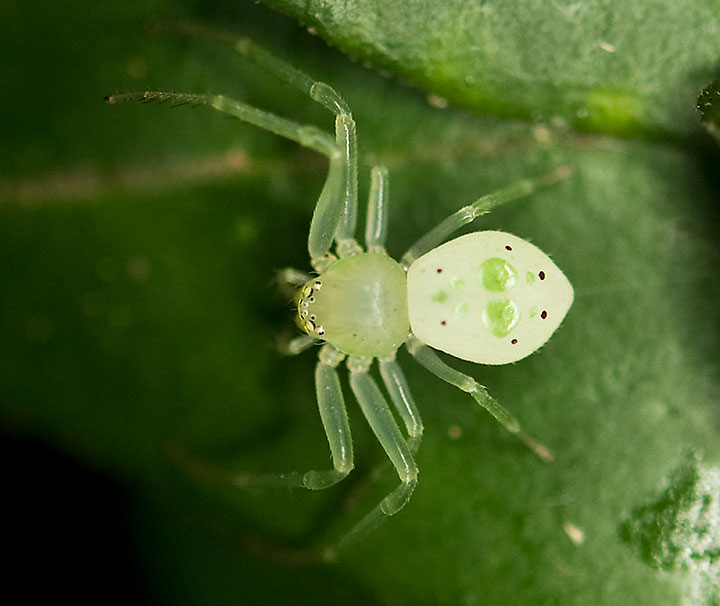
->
106;88;355;270
400;166;572;268
228;37;362;263
406;336;553;462
278;334;316;357
329;356;418;557
364;165;390;253
151;23;361;264
277;267;312;289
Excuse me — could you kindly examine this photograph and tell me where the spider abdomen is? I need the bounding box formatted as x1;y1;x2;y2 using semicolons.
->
407;231;573;365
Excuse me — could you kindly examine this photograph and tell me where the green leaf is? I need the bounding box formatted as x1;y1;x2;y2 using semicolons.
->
621;453;720;605
262;0;720;138
2;1;719;605
698;76;720;142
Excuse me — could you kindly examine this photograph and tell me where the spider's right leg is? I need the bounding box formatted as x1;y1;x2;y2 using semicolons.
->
231;344;353;491
378;353;423;453
405;336;553;462
326;356;418;559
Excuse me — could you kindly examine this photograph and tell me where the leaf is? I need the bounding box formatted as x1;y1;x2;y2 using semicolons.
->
621;453;720;605
262;0;720;138
698;76;720;142
2;1;720;605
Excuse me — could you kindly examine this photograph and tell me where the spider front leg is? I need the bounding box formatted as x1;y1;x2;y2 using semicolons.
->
234;344;353;491
215;31;362;264
212;29;362;265
107;33;359;269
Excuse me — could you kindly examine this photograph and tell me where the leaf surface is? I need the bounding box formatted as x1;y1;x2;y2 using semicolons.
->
2;1;719;604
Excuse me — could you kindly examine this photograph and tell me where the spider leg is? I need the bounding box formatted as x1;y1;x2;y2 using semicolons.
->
232;344;353;490
378;352;423;452
277;334;316;357
174;24;362;263
277;267;312;288
400;166;572;268
364;165;390;254
327;356;418;557
405;336;553;462
224;33;361;262
108;27;361;268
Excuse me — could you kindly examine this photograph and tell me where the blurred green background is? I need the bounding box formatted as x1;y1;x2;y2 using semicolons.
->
2;1;720;604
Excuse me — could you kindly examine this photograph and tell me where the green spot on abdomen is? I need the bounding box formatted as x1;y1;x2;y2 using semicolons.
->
451;276;466;289
431;290;448;303
479;257;517;292
526;271;535;284
454;302;469;317
483;299;520;337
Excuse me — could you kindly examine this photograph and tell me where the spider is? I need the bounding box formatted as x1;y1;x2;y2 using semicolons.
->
107;29;573;557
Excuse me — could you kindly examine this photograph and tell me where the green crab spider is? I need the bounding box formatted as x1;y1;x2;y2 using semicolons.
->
107;31;573;557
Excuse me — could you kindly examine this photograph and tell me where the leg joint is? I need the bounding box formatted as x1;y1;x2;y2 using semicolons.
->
318;343;345;367
303;468;351;491
310;81;351;115
379;477;418;516
347;355;372;374
462;378;480;393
